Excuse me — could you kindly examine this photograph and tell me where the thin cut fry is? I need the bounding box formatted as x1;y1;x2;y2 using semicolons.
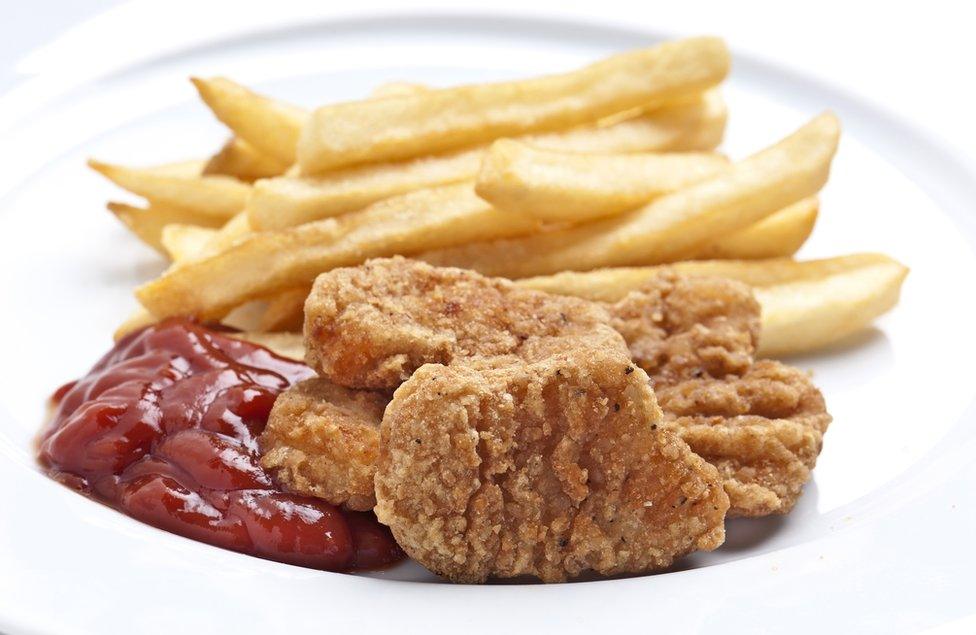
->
204;137;289;181
90;160;250;219
191;77;309;164
691;197;818;260
421;113;841;277
297;37;730;173
259;287;309;332
108;201;223;255
249;92;728;230
475;139;729;221
135;183;541;318
160;224;217;262
756;257;908;356
516;253;898;302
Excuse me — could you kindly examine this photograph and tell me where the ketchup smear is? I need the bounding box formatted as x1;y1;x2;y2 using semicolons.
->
38;318;403;571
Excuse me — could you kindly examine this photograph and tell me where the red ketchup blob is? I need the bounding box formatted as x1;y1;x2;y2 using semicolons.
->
38;319;403;571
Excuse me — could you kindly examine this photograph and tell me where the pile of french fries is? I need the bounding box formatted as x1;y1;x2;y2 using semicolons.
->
92;36;907;358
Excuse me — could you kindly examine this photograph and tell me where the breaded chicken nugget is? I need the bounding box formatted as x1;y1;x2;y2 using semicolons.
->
303;257;610;390
375;337;729;583
610;273;830;516
297;259;829;517
657;360;830;516
259;378;388;511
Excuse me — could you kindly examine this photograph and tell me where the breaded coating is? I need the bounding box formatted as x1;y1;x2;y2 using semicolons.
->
608;271;760;382
303;257;611;390
657;360;829;516
259;377;389;511
375;339;729;583
298;259;829;518
609;273;830;516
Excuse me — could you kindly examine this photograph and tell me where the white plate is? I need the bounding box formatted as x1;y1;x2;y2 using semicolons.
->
2;5;976;634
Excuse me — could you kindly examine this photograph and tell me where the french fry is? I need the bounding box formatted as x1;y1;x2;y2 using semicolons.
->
160;224;217;262
136;183;541;318
755;257;909;356
191;77;309;164
108;201;224;255
515;253;898;302
691;197;818;260
297;37;730;173
248;149;483;230
516;253;908;356
248;92;728;230
258;287;309;332
231;331;305;361
475;139;729;221
204;137;289;181
90;160;250;220
420;113;840;277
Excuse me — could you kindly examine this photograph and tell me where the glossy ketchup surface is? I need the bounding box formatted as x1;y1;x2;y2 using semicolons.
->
38;319;403;571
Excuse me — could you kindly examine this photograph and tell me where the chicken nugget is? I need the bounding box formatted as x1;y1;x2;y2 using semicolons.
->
259;377;389;511
375;337;729;583
303;257;611;390
609;273;830;516
656;360;830;516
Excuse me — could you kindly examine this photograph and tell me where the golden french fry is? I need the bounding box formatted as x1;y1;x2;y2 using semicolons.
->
248;149;483;230
204;211;252;254
475;139;729;221
204;137;289;182
691;197;818;260
259;287;309;332
135;183;541;318
297;37;730;173
516;253;897;302
231;331;305;361
538;88;727;154
756;257;909;356
90;160;250;219
160;224;217;262
108;201;224;255
191;77;309;164
369;81;429;98
248;93;728;230
420;113;841;277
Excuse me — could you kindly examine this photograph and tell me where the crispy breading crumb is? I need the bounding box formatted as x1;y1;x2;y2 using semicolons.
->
375;342;729;583
258;378;389;511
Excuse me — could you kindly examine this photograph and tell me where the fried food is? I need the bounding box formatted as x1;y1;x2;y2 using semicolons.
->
204;137;289;181
249;93;727;231
191;77;308;164
516;253;908;358
657;360;829;516
304;257;611;390
374;315;728;582
475;139;729;221
297;37;730;173
692;197;818;260
754;258;909;356
135;183;541;320
259;377;389;511
89;159;250;220
107;201;223;256
420;113;840;277
608;271;831;515
301;259;829;517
